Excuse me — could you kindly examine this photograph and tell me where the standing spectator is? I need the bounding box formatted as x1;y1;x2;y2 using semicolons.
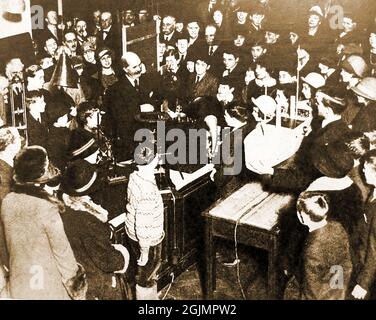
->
60;160;129;300
1;146;87;299
125;145;164;300
284;191;352;300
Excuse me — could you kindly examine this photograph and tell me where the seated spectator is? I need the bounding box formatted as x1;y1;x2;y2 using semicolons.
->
60;159;129;300
284;191;352;300
1;146;87;299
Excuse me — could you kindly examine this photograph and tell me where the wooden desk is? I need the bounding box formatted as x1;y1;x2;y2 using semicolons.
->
203;182;294;300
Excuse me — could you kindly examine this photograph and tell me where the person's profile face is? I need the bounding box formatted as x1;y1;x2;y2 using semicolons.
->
47;11;58;25
340;69;353;83
29;69;45;89
363;162;376;186
302;83;312;100
342;17;355;33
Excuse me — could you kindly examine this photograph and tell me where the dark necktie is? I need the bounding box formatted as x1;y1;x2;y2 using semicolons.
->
134;79;140;90
195;76;200;84
209;46;214;56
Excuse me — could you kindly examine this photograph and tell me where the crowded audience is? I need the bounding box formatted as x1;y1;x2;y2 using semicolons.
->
2;0;376;300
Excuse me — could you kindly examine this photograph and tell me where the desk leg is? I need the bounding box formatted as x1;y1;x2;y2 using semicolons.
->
204;217;216;300
268;235;278;300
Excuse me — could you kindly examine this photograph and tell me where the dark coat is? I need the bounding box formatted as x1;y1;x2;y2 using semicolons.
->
351;102;376;133
186;72;219;103
97;26;122;58
103;74;152;161
285;221;353;300
60;206;126;300
357;199;376;292
26;113;49;149
271;119;351;193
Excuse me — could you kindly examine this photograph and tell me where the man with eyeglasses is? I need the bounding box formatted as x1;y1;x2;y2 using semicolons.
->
103;52;155;162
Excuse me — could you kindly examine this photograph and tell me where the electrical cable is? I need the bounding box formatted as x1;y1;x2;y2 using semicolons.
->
161;272;175;300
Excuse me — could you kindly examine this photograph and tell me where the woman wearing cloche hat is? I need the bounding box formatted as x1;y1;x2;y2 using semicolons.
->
1;146;87;299
59;159;130;300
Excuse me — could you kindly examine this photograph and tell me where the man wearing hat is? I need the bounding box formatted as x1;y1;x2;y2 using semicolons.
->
351;77;376;133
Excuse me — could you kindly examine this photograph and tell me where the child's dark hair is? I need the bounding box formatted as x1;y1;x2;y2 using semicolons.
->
297;191;330;222
226;103;249;123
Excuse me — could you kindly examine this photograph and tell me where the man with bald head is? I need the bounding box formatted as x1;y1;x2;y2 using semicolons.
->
103;52;154;161
97;12;121;58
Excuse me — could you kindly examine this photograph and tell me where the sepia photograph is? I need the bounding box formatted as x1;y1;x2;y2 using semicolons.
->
1;0;376;305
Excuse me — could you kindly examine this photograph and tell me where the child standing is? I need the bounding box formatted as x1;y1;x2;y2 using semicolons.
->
125;145;164;300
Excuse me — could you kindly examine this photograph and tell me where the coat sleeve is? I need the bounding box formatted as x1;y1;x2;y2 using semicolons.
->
41;203;78;283
79;218;126;273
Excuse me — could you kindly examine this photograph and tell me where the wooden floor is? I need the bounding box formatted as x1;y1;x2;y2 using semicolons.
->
159;239;271;300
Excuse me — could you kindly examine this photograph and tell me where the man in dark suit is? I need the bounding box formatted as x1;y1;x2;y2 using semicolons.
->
35;11;59;50
186;53;219;103
103;52;154;162
159;15;179;48
221;45;246;99
97;12;121;59
26;90;49;149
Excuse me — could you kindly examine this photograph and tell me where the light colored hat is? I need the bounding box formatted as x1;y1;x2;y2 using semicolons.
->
309;5;324;18
251;95;277;117
341;55;369;78
301;72;326;89
351;77;376;101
